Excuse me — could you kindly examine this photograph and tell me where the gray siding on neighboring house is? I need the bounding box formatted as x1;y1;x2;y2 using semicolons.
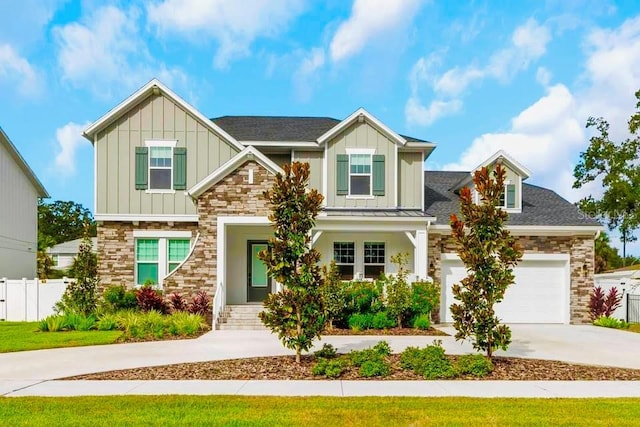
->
293;150;323;192
398;151;423;209
0;136;39;278
95;93;240;215
326;121;396;208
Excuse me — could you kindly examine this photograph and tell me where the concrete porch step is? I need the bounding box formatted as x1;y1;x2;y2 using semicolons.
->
216;304;268;330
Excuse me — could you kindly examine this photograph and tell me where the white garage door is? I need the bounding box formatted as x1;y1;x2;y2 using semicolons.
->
441;256;569;324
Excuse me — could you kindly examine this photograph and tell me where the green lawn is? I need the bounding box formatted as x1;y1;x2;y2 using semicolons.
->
0;396;639;426
0;322;122;353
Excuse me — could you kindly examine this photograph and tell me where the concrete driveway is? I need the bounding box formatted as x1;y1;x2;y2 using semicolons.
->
0;324;638;382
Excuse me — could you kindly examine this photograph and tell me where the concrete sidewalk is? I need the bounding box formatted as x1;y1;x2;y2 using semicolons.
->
3;379;640;398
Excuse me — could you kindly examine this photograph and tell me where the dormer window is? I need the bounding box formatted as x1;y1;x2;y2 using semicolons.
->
498;182;516;209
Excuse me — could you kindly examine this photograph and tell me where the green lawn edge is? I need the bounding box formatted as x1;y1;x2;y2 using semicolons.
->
1;396;639;426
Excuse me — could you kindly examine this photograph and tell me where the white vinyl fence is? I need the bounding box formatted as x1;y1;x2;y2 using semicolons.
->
595;271;640;322
0;278;70;321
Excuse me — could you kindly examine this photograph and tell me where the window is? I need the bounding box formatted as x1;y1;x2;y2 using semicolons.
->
333;242;355;280
497;183;516;209
364;242;385;279
136;239;159;285
149;146;172;190
349;153;372;196
168;239;190;273
135;235;191;286
51;254;59;267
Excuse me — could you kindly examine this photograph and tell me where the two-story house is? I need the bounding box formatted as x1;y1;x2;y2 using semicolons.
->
83;79;601;326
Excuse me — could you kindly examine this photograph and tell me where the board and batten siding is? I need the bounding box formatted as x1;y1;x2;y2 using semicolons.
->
293;151;323;192
0;139;38;278
397;151;423;209
95;93;240;215
326;122;395;208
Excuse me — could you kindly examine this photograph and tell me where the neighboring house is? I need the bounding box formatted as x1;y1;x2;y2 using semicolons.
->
47;237;98;270
0;128;49;278
83;79;601;325
595;269;640;322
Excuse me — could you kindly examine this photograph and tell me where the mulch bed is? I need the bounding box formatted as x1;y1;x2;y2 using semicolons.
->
66;354;640;381
322;327;448;336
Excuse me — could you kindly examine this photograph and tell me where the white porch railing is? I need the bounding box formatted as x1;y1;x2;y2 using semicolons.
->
0;277;70;321
212;280;225;330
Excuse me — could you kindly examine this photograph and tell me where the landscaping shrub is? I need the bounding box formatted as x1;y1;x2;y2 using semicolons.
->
314;343;337;359
412;314;431;330
455;354;494;377
63;313;96;331
359;359;390;378
169;293;188;312
400;341;456;379
188;291;211;316
589;286;623;320
372;341;392;357
96;313;118;331
115;310;206;339
140;310;166;338
344;280;384;315
45;315;66;332
349;341;391;367
348;313;374;331
56;231;99;316
411;279;440;317
312;358;345;378
384;253;412;327
593;315;630;329
169;312;205;336
135;286;169;314
320;260;347;329
371;311;396;329
101;285;138;313
37;318;49;332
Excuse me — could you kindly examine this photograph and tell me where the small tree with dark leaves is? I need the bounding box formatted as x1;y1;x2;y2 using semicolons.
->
449;164;523;358
320;260;346;330
258;162;325;363
589;286;623;320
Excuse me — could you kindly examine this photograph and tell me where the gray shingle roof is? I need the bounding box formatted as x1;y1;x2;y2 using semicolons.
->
211;116;428;143
424;171;601;227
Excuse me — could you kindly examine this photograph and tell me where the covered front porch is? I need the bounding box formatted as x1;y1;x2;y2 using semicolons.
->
214;213;433;318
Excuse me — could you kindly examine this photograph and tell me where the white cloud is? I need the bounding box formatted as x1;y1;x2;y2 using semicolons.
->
406;18;552;125
442;15;640;206
54;122;91;175
53;5;186;98
293;47;326;102
329;0;424;62
0;0;62;48
0;44;39;96
147;0;305;68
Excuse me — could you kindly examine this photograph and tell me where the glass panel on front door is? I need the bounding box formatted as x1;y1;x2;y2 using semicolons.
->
247;242;270;302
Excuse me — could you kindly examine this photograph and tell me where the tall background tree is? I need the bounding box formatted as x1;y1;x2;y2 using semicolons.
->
258;162;325;363
573;90;640;265
449;164;523;358
38;200;96;249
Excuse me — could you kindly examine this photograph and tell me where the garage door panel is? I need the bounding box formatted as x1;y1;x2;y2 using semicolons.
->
441;258;567;324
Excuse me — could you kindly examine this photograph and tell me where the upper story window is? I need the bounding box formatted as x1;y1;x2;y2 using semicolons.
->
135;140;187;192
350;153;372;196
149;146;173;190
498;182;516;209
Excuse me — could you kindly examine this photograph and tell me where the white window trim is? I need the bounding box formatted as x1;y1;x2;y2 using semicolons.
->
333;241;356;280
145;140;177;193
363;241;386;279
134;232;192;287
473;180;522;213
345;148;375;198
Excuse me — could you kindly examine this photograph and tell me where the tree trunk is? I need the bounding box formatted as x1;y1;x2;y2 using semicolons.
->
296;305;302;364
397;315;403;328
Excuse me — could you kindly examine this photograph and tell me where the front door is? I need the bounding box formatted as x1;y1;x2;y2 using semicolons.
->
247;241;270;302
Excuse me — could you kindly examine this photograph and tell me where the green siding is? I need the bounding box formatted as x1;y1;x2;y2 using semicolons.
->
398;151;423;208
372;154;385;196
292;151;323;192
95;93;240;215
336;154;348;195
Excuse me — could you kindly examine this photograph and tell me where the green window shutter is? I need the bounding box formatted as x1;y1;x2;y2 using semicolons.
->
173;147;187;190
336;154;348;195
135;147;148;190
507;184;516;208
372;154;385;196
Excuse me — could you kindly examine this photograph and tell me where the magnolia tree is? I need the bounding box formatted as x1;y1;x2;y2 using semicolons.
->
449;164;523;358
258;162;325;363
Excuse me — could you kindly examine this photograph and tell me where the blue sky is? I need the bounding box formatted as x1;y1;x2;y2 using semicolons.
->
1;0;640;251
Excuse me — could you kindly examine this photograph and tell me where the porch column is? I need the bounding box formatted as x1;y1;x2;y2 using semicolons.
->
415;228;428;280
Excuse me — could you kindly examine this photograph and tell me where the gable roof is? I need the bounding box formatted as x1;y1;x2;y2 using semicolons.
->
188;146;283;198
424;171;601;227
453;150;532;190
0;127;49;198
318;108;406;146
212;115;430;144
82;79;244;151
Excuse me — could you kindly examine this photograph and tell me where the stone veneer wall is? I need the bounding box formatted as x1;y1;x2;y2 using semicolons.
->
97;160;275;298
427;234;595;324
